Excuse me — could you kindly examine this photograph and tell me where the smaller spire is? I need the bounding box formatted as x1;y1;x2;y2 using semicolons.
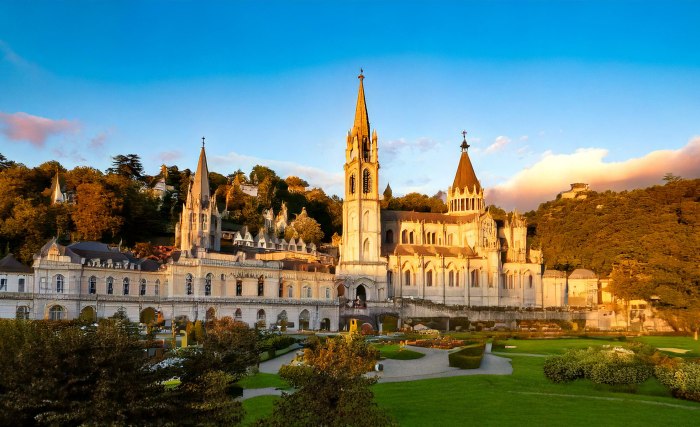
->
460;130;470;152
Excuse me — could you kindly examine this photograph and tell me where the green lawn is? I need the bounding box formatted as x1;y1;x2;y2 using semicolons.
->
630;336;700;358
239;337;700;426
492;337;626;354
237;372;289;390
374;344;425;360
242;395;278;426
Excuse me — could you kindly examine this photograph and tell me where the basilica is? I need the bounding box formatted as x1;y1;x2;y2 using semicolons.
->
0;73;550;330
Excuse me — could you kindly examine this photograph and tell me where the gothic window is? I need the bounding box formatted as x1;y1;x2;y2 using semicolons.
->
529;275;533;289
362;169;371;194
426;270;433;287
456;272;460;287
107;277;114;295
123;278;130;295
448;271;454;287
278;281;283;298
409;231;414;244
401;230;408;244
349;174;356;194
471;270;479;288
89;276;97;294
16;305;30;320
501;273;507;289
205;273;213;296
140;279;147;296
385;229;393;244
258;276;264;297
49;305;65;321
257;309;266;328
404;270;411;286
155;279;160;296
186;274;193;295
55;274;64;293
287;286;293;298
236;280;242;296
363;238;370;256
362;137;370;161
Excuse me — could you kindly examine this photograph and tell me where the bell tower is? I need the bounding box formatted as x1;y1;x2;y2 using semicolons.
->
337;71;387;301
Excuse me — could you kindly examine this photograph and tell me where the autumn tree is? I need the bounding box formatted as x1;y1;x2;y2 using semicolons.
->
259;335;396;427
284;208;324;244
73;182;123;240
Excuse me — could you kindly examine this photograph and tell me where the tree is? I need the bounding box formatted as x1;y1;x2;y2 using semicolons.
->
284;208;324;244
107;154;145;180
73;182;123;241
285;176;309;192
0;153;16;170
0;318;176;426
259;335;396;427
249;165;278;185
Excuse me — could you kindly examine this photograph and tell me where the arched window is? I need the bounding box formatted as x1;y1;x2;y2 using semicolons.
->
426;270;433;287
401;230;408;244
236;280;242;296
278;280;284;298
287;285;293;298
404;270;411;286
528;275;533;289
123;278;130;295
325;288;331;299
140;279;147;296
154;279;160;296
55;274;64;293
16;305;30;320
362;169;371;193
257;276;264;297
257;309;266;328
234;308;242;321
349;174;356;194
299;309;310;330
386;229;394;244
89;276;97;294
456;271;460;287
186;274;193;295
49;305;65;321
448;271;454;287
363;238;370;256
107;277;114;295
303;286;312;298
205;273;213;296
471;270;479;288
409;231;414;244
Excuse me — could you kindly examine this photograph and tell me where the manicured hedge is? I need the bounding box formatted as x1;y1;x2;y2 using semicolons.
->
655;358;700;402
448;344;485;369
543;346;653;386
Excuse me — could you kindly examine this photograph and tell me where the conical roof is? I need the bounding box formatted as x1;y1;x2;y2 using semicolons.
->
351;71;370;141
451;134;481;193
190;144;210;205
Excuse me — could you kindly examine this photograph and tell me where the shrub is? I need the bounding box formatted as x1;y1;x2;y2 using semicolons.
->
448;344;485;369
588;359;652;386
654;359;700;402
543;353;585;383
544;346;653;386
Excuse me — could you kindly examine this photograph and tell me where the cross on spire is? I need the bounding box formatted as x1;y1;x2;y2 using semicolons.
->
460;130;470;151
358;68;364;80
201;136;205;148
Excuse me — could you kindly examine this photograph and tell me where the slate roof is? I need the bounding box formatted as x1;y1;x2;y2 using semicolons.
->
0;253;31;273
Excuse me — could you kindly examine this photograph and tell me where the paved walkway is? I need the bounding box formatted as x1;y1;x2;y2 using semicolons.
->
242;343;513;399
369;342;512;383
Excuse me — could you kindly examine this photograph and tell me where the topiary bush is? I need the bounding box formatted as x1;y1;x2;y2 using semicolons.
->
448;344;485;369
654;358;700;402
544;346;653;386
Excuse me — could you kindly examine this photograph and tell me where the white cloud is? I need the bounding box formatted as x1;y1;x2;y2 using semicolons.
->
380;137;438;163
485;137;700;211
485;135;511;153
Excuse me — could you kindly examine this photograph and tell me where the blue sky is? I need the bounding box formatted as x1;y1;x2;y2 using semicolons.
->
1;1;699;210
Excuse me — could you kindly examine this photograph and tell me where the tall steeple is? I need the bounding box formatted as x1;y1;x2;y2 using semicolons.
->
352;70;370;141
177;138;222;257
447;131;484;215
339;71;387;302
189;137;211;208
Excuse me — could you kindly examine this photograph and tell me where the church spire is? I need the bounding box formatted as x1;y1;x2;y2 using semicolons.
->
452;131;481;193
190;137;210;206
352;69;370;141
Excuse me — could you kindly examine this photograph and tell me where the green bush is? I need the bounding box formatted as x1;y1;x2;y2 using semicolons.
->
544;346;653;386
448;344;485;369
654;359;700;402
